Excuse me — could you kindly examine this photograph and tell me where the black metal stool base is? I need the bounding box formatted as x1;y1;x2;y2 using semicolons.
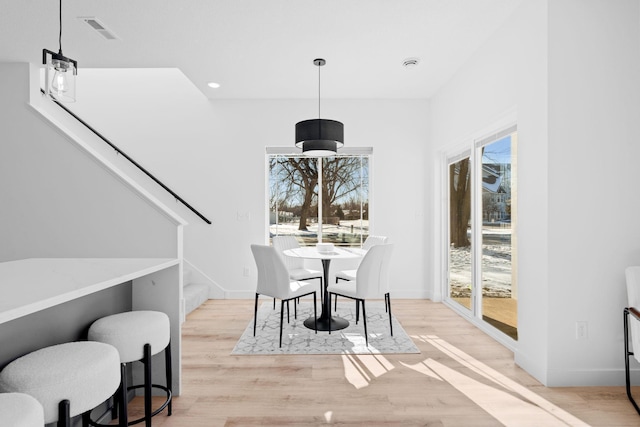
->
86;384;171;427
124;384;172;425
87;342;172;427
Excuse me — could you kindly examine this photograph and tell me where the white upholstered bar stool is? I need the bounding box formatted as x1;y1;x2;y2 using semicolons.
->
0;341;122;427
0;392;45;427
88;310;172;427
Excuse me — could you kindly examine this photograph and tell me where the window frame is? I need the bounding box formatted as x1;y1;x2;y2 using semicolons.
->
265;147;373;247
443;122;518;347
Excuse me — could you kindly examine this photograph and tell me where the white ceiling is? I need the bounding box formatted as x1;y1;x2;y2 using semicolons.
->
0;0;523;99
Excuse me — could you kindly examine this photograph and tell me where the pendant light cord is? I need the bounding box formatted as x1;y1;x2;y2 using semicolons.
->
318;61;321;119
58;0;63;53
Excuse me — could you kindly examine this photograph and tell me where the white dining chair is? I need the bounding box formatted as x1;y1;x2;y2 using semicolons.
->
327;244;393;346
251;244;317;347
334;235;388;310
272;235;323;303
624;266;640;414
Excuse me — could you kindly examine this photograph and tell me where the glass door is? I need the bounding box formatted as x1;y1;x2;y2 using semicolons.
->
448;151;474;311
478;130;517;339
446;125;518;341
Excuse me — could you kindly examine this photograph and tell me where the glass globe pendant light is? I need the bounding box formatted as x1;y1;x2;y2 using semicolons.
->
43;0;77;103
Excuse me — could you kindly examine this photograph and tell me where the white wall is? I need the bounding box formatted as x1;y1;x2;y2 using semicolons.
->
546;0;640;386
205;99;430;298
430;0;549;383
430;0;640;386
0;63;182;260
60;70;430;299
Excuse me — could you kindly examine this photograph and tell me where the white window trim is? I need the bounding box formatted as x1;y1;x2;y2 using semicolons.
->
265;148;373;245
441;119;518;350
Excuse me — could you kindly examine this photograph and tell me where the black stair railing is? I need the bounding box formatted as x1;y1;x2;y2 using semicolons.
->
41;90;211;225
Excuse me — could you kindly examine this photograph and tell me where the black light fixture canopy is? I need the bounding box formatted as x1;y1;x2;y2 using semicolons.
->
43;0;77;103
295;59;344;157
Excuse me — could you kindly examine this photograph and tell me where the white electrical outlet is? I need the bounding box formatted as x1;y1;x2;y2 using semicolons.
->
576;321;588;340
243;267;250;277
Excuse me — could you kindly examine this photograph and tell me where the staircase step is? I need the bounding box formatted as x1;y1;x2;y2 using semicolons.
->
184;282;209;315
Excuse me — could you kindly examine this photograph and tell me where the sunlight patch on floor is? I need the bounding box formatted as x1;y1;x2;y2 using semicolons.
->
355;353;395;377
412;334;590;427
425;358;572;426
400;360;442;380
342;332;367;349
340;333;590;426
341;353;370;389
341;352;394;389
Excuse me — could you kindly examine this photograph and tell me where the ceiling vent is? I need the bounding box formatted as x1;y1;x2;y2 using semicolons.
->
79;17;119;40
402;57;420;68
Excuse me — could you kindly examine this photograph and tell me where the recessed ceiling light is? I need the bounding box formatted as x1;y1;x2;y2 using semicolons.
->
207;82;220;88
402;57;420;68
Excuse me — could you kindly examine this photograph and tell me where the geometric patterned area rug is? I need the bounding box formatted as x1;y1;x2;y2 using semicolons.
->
231;301;420;355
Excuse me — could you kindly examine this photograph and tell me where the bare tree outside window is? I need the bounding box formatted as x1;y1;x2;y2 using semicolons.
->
269;154;370;246
270;157;318;231
449;158;472;248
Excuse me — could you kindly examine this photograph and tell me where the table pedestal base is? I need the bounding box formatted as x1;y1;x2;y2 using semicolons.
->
304;316;349;332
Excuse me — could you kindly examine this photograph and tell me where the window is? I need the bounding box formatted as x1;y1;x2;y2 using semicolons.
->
446;125;517;341
448;150;473;311
267;149;371;247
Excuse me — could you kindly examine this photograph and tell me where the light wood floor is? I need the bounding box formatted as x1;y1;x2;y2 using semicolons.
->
125;299;640;426
452;297;518;329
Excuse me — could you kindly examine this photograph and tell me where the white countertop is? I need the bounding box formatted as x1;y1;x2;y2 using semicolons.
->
0;258;179;324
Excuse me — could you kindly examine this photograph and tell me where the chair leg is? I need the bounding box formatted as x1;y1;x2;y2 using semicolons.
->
165;340;173;416
286;300;290;323
313;291;318;333
355;300;359;324
57;400;70;427
334;278;338;311
385;293;389;313
279;300;285;347
328;293;332;335
111;377;120;421
294;298;297;319
386;293;393;336
273;298;276;309
119;362;128;427
143;343;152;427
361;300;368;347
254;293;259;336
624;308;640;414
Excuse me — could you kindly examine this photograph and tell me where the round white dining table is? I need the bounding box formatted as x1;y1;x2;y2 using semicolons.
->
283;246;363;331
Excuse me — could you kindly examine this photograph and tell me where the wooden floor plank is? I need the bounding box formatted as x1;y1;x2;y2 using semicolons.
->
121;299;640;426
